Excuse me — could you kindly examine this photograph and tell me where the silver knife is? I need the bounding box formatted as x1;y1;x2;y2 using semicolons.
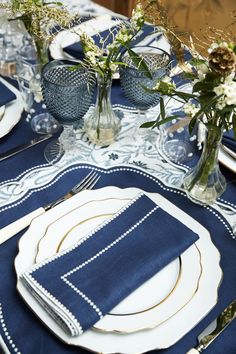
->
186;300;236;353
0;134;52;162
0;171;100;245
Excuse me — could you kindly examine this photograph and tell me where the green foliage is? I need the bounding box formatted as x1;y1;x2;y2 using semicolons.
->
126;47;152;79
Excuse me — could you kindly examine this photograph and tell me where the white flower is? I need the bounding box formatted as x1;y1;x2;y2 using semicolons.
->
208;42;219;54
110;63;118;73
116;30;132;44
208;41;228;54
184;102;200;117
162;76;172;83
130;3;144;29
213;84;225;96
213;80;236;108
86;50;97;66
215;97;226;110
197;63;209;80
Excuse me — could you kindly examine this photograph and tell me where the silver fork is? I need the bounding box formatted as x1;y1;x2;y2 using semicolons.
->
45;171;100;210
0;171;100;245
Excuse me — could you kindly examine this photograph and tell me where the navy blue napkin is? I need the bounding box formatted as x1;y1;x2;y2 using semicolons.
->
222;130;236;153
0;81;16;107
21;193;198;336
63;20;156;60
64;25;120;60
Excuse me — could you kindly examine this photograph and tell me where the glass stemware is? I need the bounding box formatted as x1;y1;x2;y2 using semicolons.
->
41;59;96;163
119;46;171;136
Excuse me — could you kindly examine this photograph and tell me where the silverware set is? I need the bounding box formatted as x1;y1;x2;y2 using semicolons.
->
0;171;100;245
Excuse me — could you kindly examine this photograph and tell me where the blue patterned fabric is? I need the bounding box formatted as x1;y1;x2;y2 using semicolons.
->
0;81;16;107
21;194;198;336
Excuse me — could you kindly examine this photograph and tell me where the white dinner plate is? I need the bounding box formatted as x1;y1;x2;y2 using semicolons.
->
0;78;24;138
35;197;202;333
15;187;222;354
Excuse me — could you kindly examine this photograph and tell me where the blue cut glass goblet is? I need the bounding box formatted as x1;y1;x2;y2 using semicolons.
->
119;46;171;136
41;59;95;163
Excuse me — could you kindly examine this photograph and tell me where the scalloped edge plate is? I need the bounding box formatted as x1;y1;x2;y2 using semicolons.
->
15;186;222;354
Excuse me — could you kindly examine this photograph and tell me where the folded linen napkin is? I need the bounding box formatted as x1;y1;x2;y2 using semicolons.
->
222;130;236;153
0;81;16;107
21;193;198;337
63;18;156;60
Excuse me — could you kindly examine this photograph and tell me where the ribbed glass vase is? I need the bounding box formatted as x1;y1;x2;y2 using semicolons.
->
84;74;121;146
183;125;226;204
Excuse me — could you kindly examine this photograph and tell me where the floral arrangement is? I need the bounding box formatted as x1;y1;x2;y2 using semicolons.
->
76;3;147;146
140;39;236;203
142;40;236;137
76;3;145;82
0;0;74;64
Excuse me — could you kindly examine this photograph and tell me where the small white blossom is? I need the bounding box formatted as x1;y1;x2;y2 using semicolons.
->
162;76;172;83
214;84;225;96
116;31;132;44
213;80;236;108
110;63;118;73
86;51;97;66
197;63;209;80
184;102;200;117
208;41;228;54
215;98;226;110
130;3;144;29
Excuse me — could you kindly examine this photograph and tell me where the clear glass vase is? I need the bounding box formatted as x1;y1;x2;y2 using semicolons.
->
84;74;121;146
183;125;226;205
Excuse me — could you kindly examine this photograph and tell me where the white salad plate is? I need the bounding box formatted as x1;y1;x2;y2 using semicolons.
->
0;78;24;138
15;186;222;354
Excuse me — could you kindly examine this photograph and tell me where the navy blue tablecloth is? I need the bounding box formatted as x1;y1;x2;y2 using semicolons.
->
0;37;235;354
0;163;235;354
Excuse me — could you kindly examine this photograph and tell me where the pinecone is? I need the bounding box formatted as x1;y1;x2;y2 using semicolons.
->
209;46;236;76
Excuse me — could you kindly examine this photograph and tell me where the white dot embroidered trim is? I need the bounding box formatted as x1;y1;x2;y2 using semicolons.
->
61;204;159;319
0;303;21;354
23;274;83;336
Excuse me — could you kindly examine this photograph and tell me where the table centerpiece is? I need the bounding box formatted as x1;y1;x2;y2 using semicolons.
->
75;3;147;146
141;39;236;204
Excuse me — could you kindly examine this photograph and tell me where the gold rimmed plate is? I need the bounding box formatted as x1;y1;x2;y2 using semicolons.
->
35;197;202;334
15;187;222;353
